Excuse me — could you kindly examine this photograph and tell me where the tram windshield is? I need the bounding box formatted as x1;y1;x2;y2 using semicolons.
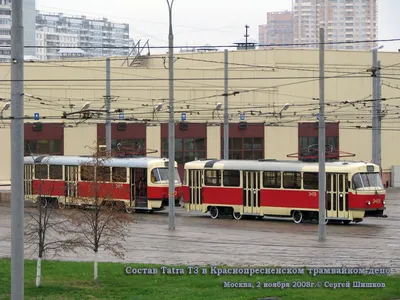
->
151;168;181;184
352;172;384;190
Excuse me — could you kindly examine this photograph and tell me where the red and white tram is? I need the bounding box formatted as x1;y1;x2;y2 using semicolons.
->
23;155;182;212
182;159;387;224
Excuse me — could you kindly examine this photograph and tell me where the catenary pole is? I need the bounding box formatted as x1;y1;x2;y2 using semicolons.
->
372;48;378;165
10;0;25;298
223;49;229;159
376;60;382;171
106;57;111;153
318;27;326;242
167;0;175;230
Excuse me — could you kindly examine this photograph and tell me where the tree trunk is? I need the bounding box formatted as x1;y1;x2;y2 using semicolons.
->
36;257;41;288
94;252;98;282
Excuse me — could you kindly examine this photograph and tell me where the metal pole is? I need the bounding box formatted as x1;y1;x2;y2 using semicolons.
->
223;49;229;160
167;0;175;230
372;49;378;165
318;27;326;242
376;60;381;169
10;0;24;298
106;58;111;153
245;25;249;50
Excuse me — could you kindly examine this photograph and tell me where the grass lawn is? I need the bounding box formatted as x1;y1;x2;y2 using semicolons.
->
0;258;399;300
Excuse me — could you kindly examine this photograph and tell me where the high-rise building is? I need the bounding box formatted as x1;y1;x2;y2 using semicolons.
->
0;0;36;62
35;12;132;60
259;11;294;48
292;0;377;50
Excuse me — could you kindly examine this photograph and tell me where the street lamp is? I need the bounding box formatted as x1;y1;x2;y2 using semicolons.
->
2;101;10;112
279;103;290;118
166;0;175;231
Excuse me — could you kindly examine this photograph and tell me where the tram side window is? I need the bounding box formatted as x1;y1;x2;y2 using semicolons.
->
49;165;63;180
96;166;111;182
204;170;221;186
283;172;301;189
34;165;48;180
112;167;127;183
223;170;240;187
263;171;281;188
303;172;319;190
80;165;94;181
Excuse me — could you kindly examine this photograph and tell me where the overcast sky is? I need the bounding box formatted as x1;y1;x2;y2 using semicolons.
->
36;0;400;53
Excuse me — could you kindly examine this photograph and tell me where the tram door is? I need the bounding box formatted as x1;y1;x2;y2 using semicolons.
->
132;168;148;208
189;169;202;210
243;171;261;214
24;164;33;198
326;173;349;219
65;166;78;202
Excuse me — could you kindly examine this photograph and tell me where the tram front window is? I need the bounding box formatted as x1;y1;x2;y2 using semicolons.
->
151;168;181;184
352;173;384;190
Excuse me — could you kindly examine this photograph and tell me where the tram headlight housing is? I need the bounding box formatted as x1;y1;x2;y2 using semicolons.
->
367;201;371;206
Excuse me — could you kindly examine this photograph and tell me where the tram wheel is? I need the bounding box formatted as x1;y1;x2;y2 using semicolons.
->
40;198;48;209
232;211;242;220
106;201;115;211
293;211;303;224
58;201;66;210
125;206;135;214
342;220;351;225
210;206;219;219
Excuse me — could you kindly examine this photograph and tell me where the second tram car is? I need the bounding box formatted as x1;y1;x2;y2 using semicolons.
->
24;155;182;212
182;159;387;224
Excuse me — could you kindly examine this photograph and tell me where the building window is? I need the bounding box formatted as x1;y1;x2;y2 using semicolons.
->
25;139;62;155
24;123;64;156
111;138;145;151
298;122;339;162
221;137;263;160
97;123;146;155
161;138;206;165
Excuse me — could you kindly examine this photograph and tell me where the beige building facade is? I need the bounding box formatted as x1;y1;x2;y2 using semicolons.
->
0;47;399;185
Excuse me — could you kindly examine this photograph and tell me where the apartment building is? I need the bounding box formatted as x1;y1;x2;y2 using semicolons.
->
292;0;377;50
36;12;132;60
259;11;294;48
0;0;36;62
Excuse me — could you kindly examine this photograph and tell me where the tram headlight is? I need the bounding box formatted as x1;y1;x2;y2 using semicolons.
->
367;201;371;206
383;201;386;205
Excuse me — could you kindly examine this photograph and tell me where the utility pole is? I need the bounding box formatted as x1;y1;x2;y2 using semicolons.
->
106;57;111;153
244;25;249;50
10;0;24;298
167;0;175;230
372;48;378;166
318;27;326;242
371;45;383;166
223;49;229;160
376;60;382;170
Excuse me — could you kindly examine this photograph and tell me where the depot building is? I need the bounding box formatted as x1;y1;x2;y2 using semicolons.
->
0;47;399;186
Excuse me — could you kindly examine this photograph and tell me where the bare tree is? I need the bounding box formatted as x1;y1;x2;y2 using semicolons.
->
24;157;82;288
70;149;134;283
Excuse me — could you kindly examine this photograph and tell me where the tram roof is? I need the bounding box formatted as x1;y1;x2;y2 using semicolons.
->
184;159;376;172
24;155;171;168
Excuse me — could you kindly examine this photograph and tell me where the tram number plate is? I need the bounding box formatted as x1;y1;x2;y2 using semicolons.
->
373;199;381;204
309;192;317;197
